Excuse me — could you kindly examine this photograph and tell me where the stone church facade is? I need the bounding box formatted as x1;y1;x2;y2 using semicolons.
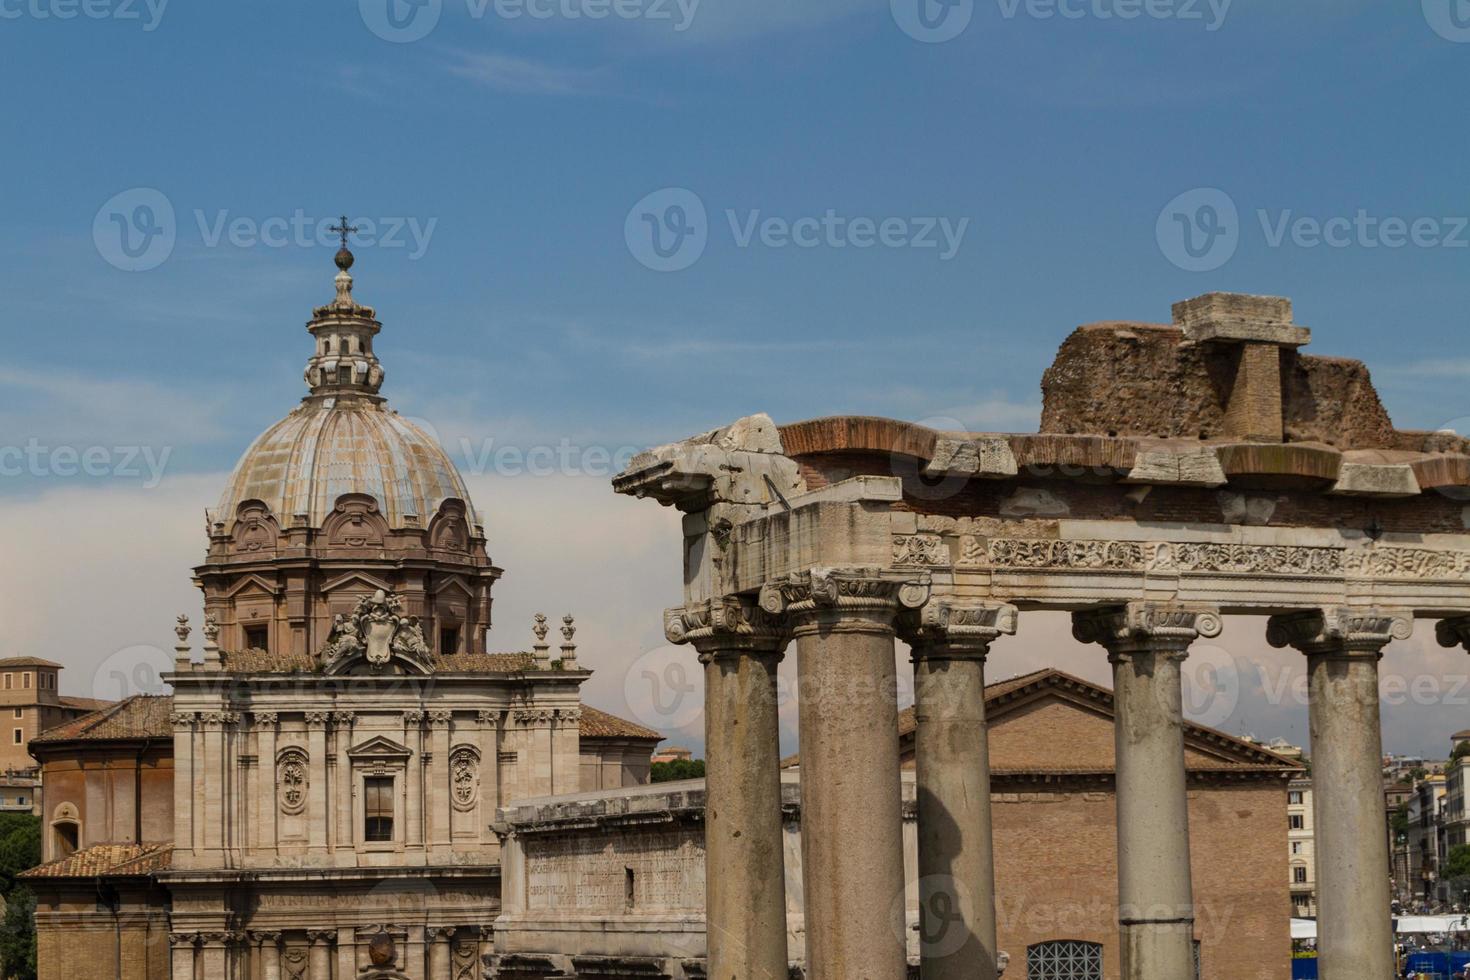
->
22;246;661;980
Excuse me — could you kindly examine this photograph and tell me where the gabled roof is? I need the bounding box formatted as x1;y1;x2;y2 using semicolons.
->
20;843;172;879
784;668;1303;774
31;695;172;745
579;706;662;741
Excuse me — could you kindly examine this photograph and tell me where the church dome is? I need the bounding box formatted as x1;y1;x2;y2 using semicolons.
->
214;400;476;532
210;239;477;534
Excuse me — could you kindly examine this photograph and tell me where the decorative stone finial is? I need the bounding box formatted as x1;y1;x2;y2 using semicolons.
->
560;615;578;670
174;615;192;645
532;613;551;669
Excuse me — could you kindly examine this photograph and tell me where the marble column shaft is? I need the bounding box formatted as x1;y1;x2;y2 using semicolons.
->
1074;603;1221;980
762;568;927;980
667;597;790;980
904;601;1017;980
1271;608;1410;980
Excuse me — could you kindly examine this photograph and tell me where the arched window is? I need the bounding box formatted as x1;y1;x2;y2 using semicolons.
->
1026;940;1103;980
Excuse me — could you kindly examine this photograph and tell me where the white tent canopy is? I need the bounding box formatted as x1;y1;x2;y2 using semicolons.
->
1291;919;1317;940
1396;914;1470;934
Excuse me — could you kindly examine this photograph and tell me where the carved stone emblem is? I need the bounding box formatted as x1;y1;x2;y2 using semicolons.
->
277;748;308;814
319;589;433;673
368;931;396;967
450;747;478;810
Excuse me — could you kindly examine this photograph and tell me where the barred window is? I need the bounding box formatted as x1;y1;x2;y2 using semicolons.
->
1027;941;1103;980
364;776;394;842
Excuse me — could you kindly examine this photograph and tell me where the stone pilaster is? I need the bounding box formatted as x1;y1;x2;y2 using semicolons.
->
254;713;278;854
477;710;500;836
1073;602;1223;980
552;707;582;796
1269;607;1412;980
306;930;335;979
428;927;454;979
250;931;282;980
404;710;425;850
332;711;355;854
428;710;453;855
169;932;198;980
305;711;330;854
761;567;930;980
899;600;1017;980
666;595;791;980
171;714;197;862
201;712;227;857
198;932;230;979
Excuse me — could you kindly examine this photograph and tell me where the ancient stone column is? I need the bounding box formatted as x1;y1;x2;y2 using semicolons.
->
250;931;282;980
1269;608;1410;980
900;600;1017;980
169;932;198;980
307;930;335;979
666;596;791;980
762;567;929;980
1073;603;1222;980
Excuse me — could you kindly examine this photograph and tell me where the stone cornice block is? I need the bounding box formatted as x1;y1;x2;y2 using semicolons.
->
1124;447;1228;487
1173;292;1311;347
924;435;1018;479
1328;462;1422;498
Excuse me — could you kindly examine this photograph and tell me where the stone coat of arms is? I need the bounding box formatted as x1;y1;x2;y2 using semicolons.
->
319;589;432;673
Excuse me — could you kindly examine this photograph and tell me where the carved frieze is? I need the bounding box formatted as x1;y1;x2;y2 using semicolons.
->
892;533;948;567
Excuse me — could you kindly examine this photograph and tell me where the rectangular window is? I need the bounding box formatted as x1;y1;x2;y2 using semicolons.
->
4;675;11;690
11;730;21;745
21;674;29;690
1289;814;1305;830
244;626;269;652
11;709;19;720
1288;791;1303;805
440;627;459;655
364;776;394;842
1291;842;1302;855
1294;867;1308;884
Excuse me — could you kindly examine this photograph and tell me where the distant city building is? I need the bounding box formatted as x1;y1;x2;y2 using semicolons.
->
1287;776;1316;918
0;657;109;772
652;745;694;764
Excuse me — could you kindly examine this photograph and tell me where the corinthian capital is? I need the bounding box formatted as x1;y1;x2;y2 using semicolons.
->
1267;607;1413;656
1073;602;1223;657
902;600;1018;659
664;595;787;653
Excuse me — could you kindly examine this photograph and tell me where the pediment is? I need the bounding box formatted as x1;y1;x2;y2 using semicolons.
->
431;576;473;599
348;735;412;760
223;573;280;599
321;571;395;595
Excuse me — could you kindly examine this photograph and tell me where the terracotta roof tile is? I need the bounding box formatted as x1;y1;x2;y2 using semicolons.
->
32;695;173;744
579;706;662;741
20;843;172;879
435;652;540;673
58;696;114;713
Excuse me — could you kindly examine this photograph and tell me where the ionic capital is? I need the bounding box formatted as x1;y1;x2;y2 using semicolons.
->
169;932;200;949
665;595;787;656
1437;617;1470;653
171;712;197;730
1267;607;1412;657
758;567;929;634
330;710;355;727
901;600;1018;660
1072;602;1223;659
306;929;337;945
304;711;331;728
248;930;282;946
251;711;278;729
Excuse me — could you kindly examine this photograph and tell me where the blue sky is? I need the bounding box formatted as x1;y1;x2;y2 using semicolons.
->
3;0;1470;756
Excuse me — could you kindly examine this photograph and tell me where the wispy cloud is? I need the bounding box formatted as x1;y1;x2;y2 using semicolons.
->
0;365;232;449
443;50;608;95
